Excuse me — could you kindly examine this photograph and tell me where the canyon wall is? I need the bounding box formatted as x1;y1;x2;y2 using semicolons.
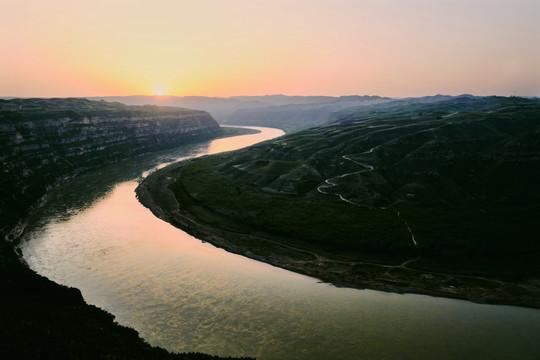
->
0;98;244;358
0;98;221;240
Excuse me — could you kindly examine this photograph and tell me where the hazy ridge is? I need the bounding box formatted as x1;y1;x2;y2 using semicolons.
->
90;95;392;132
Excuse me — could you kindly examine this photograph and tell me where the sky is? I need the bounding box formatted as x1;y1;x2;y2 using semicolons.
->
1;0;539;98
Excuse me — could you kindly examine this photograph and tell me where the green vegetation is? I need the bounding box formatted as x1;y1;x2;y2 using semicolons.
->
163;95;540;276
169;156;413;259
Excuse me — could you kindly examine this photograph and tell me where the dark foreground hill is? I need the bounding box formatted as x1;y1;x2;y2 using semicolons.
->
137;96;540;308
0;98;253;359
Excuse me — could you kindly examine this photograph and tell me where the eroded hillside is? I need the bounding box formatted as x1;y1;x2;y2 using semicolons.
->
138;96;540;307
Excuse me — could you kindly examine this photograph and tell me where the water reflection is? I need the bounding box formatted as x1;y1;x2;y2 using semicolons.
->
207;126;284;154
21;127;540;360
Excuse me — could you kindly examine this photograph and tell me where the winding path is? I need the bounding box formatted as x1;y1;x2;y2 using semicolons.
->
314;145;518;293
316;147;418;248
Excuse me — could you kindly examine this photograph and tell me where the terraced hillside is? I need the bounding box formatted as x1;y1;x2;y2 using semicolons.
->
138;96;540;307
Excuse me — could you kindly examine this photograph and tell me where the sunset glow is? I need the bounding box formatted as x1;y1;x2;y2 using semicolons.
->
154;86;166;96
1;0;539;98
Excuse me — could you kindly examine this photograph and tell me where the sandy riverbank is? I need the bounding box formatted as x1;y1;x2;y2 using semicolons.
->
136;166;540;309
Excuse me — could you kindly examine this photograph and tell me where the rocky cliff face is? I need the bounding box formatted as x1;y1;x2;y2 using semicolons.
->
0;99;258;359
0;98;221;239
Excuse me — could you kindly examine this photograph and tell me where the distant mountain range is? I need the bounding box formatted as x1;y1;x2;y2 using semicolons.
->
90;94;540;134
90;95;392;132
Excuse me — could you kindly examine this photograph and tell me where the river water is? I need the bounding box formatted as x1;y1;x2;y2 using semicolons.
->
21;127;540;360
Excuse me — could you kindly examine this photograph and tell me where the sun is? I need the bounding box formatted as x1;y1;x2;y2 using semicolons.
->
153;85;166;96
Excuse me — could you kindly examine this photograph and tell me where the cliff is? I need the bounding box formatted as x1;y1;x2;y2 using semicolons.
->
0;98;253;359
0;98;221;240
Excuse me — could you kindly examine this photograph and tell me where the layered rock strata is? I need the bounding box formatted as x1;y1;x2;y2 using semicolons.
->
1;98;221;240
0;98;243;359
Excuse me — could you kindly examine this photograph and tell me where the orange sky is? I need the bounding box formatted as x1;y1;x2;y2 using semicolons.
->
1;0;539;98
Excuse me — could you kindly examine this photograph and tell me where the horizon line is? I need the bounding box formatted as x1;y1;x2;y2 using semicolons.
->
2;93;537;100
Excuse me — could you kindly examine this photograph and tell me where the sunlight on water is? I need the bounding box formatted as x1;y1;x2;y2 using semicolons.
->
21;127;540;360
207;126;285;154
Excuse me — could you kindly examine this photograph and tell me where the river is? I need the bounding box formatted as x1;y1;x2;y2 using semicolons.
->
21;126;540;360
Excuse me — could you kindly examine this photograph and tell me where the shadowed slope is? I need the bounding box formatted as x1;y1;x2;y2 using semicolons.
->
138;96;540;308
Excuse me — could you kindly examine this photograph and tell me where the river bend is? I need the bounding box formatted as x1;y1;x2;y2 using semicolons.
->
21;127;540;360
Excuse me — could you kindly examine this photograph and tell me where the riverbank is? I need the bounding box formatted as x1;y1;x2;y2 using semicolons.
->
0;102;258;358
136;164;540;309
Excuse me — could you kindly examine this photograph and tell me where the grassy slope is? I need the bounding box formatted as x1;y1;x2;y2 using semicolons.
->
166;96;540;277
